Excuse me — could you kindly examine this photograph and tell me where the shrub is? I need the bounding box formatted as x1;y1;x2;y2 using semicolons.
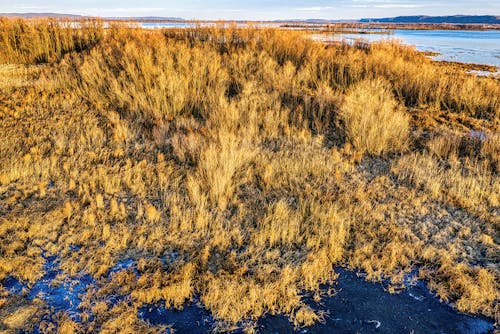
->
339;79;410;155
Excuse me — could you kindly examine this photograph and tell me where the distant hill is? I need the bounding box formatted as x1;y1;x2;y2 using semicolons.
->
274;19;357;23
360;15;500;24
0;13;83;19
0;13;184;21
0;13;498;25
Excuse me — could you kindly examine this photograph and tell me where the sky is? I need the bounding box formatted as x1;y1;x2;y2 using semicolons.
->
1;0;499;20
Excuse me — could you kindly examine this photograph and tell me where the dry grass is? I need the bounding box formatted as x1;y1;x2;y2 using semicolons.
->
339;78;410;155
0;18;103;64
2;304;39;329
393;152;500;213
0;297;45;332
0;19;499;331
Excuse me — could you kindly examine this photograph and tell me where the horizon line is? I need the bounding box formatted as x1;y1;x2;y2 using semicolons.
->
1;12;499;22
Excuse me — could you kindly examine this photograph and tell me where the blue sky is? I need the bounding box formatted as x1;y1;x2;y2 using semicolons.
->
1;1;499;20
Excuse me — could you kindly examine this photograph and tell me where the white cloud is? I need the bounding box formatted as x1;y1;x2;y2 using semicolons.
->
12;5;50;10
295;6;335;11
374;4;422;8
83;7;167;13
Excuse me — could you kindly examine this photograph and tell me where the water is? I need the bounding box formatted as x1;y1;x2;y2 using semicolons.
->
321;30;500;69
140;268;495;334
4;258;495;333
255;269;495;334
141;22;196;29
140;22;282;29
3;255;94;323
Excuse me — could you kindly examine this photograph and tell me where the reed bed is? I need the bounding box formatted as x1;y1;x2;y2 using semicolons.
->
0;19;498;332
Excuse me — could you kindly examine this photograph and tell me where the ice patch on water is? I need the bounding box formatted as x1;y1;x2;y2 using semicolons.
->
3;255;94;322
3;259;496;333
108;258;137;275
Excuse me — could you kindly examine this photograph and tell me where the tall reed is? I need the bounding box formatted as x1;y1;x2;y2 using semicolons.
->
0;18;103;64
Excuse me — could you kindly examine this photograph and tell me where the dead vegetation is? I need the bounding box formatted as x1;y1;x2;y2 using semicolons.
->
0;19;498;332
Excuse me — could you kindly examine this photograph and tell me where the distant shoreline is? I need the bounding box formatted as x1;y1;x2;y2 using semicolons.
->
0;13;499;30
282;22;500;31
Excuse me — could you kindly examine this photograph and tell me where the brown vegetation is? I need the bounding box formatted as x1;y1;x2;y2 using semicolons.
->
338;78;410;155
0;18;499;332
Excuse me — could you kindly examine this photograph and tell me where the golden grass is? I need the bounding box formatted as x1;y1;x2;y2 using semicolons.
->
339;78;410;155
0;298;45;332
0;20;498;331
0;18;103;64
2;304;39;329
393;152;500;213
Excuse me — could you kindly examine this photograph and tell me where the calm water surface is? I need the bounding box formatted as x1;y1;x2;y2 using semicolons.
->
322;30;500;69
